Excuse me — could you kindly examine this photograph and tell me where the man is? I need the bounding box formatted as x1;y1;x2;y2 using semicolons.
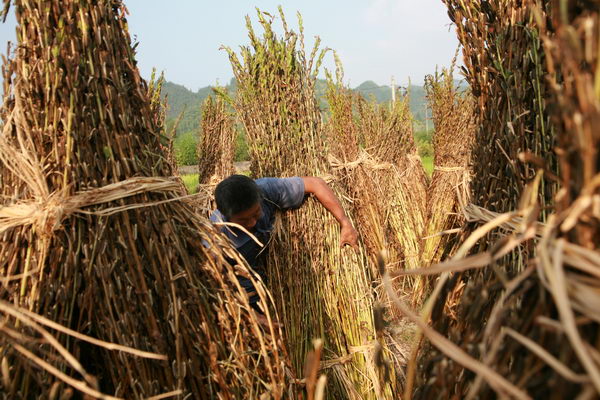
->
210;175;359;312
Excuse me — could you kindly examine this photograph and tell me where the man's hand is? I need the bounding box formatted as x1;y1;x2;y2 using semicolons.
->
302;177;360;250
340;219;359;250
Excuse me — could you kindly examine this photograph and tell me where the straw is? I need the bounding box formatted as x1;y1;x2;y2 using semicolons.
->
0;1;286;398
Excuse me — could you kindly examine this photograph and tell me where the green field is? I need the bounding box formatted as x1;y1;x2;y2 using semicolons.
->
182;173;199;194
422;155;433;176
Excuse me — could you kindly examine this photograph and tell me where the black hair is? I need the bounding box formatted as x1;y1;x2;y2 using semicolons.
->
214;175;262;219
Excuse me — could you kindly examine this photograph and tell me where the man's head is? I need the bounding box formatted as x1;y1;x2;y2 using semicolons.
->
215;175;262;230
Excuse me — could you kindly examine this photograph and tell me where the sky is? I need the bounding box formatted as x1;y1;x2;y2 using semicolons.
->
0;0;460;91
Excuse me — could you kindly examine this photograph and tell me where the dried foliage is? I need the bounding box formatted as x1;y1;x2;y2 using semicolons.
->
148;69;186;194
449;0;557;215
149;69;178;175
224;8;327;178
410;1;600;399
193;93;236;215
225;8;394;399
543;0;600;241
422;64;475;268
358;96;428;299
325;70;428;302
412;0;558;396
537;2;600;391
0;1;285;398
325;78;387;267
198;94;236;185
325;70;431;393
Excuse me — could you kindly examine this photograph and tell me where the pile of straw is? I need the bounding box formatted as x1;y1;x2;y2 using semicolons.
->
194;93;236;214
538;3;600;393
198;94;235;186
325;69;428;302
411;1;557;396
444;0;557;214
0;1;285;398
148;69;186;193
324;75;382;266
421;64;475;268
225;8;394;398
357;95;428;299
402;1;600;398
149;70;177;174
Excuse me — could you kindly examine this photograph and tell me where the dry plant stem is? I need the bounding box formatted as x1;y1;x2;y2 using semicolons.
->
305;339;325;400
0;300;166;360
1;305;96;387
0;0;286;398
419;198;600;398
404;209;522;397
543;239;600;391
391;252;492;277
213;221;265;247
382;268;530;400
0;268;39;284
466;264;545;399
504;328;590;384
145;390;184;400
481;264;536;348
314;376;327;400
11;343;121;400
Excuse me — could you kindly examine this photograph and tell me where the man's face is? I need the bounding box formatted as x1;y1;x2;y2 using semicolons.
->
229;202;262;231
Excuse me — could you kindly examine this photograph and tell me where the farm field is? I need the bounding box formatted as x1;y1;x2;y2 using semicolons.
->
0;1;598;400
181;173;199;194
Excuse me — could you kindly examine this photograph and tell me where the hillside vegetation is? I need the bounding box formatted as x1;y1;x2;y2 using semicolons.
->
162;78;442;135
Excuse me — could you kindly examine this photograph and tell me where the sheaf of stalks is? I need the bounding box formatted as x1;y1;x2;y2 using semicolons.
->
0;1;286;398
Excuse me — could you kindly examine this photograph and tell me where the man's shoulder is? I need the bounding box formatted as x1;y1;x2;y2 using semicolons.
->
255;177;305;210
255;176;303;188
254;177;277;187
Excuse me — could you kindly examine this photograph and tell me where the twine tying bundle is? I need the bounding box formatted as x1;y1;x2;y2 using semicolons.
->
328;150;394;172
462;202;545;237
434;165;467;172
0;177;182;236
0;99;184;237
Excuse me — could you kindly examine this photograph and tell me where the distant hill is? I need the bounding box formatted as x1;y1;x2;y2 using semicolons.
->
353;80;429;121
160;77;463;135
161;81;219;134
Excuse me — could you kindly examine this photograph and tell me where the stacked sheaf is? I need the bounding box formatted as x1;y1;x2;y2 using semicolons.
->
325;71;428;303
414;1;557;398
198;94;235;186
412;1;600;398
421;65;475;269
0;1;285;398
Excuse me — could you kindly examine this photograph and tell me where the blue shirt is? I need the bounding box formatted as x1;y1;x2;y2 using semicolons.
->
210;177;305;268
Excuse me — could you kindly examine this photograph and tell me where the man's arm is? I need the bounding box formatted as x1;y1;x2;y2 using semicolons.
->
302;177;359;249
